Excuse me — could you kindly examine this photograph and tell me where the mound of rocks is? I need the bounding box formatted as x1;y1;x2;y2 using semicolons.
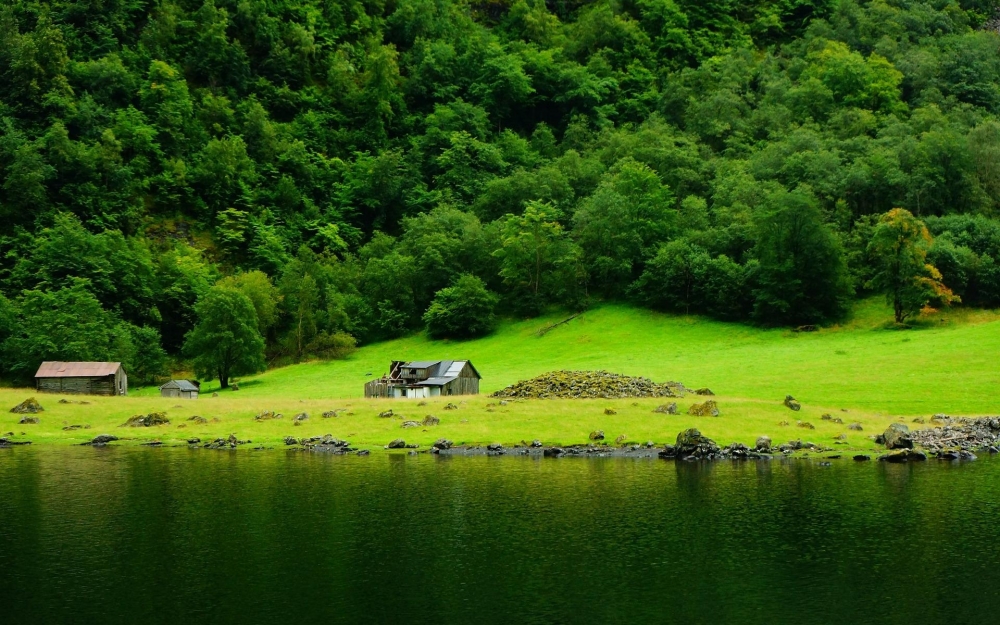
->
908;416;1000;453
663;428;721;460
10;398;43;414
491;371;688;400
122;412;169;427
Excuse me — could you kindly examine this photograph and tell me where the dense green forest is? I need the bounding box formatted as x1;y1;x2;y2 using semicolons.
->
2;0;1000;386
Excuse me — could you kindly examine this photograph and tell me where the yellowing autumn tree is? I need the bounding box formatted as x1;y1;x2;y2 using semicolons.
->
868;208;959;324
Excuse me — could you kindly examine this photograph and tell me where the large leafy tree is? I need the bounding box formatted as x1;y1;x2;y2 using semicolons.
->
423;274;500;339
183;286;265;388
868;208;959;324
753;189;852;325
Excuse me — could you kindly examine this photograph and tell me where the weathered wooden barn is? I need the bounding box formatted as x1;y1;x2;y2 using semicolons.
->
35;362;128;396
159;380;199;399
365;360;481;398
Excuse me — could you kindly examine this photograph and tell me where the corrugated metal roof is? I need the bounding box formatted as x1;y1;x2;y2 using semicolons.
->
403;361;442;369
416;376;459;386
35;362;123;378
160;380;199;391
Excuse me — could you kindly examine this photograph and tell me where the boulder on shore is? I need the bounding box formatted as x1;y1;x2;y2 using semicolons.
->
755;436;772;452
386;438;406;449
880;423;913;449
688;400;719;417
10;398;44;414
674;428;720;459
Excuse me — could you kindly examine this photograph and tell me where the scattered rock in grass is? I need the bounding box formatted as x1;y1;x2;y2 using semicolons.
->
755;436;772;452
674;428;720;459
834;433;847;440
386;439;406;449
589;430;605;441
444;403;458;410
688;400;719;417
284;436;299;445
322;410;344;418
212;393;218;397
797;421;815;430
654;403;678;415
254;411;282;421
879;423;913;449
378;410;394;418
88;434;118;446
615;434;627;444
417;401;428;406
10;398;43;414
123;412;170;427
821;414;832;421
491;371;688;400
832;417;843;424
401;420;421;428
604;407;617;415
912;417;926;424
694;388;715;396
293;413;309;423
188;416;207;424
848;423;864;431
499;400;509;406
211;417;221;423
422;415;440;426
63;424;84;431
18;416;39;425
231;383;239;391
778;420;789;426
784;395;801;411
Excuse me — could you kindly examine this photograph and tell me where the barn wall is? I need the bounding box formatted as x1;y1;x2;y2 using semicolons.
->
37;376;117;395
443;377;479;395
161;388;180;398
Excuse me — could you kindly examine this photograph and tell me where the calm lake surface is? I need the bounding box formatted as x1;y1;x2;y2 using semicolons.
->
2;447;999;624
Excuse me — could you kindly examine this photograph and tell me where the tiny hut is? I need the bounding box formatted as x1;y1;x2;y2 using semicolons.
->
159;380;200;399
365;360;481;399
35;362;128;396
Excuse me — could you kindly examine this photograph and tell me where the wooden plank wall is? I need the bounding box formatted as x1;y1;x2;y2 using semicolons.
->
37;376;117;395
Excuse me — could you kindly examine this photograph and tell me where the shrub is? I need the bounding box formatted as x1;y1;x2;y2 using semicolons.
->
423;274;499;339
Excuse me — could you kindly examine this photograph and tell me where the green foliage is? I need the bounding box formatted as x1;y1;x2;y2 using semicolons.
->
423;274;500;339
4;0;1000;382
868;208;959;324
183;286;266;388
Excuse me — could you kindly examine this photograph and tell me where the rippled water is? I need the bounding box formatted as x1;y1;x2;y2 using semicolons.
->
1;448;999;624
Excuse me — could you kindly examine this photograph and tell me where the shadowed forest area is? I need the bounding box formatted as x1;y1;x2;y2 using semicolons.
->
2;0;1000;387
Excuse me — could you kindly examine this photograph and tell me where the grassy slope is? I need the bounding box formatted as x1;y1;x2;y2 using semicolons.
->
3;300;999;450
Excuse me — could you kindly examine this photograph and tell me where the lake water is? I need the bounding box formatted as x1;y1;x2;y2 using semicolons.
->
1;447;999;624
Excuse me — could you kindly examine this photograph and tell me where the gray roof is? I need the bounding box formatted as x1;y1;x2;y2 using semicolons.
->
160;380;199;391
416;376;459;386
403;361;442;369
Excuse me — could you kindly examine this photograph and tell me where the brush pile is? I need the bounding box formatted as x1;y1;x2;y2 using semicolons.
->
491;371;688;400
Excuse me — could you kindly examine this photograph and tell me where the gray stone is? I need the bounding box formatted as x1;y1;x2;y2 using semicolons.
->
881;423;913;449
784;395;801;411
755;436;772;451
432;438;453;450
386;439;406;449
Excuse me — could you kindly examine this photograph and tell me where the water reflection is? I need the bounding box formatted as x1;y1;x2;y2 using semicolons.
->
1;448;998;624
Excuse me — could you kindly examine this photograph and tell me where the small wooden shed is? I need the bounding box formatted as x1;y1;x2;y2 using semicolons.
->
159;380;199;399
35;362;128;396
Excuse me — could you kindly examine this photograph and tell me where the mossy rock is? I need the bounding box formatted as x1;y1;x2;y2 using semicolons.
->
122;412;170;427
10;398;43;414
688;400;719;417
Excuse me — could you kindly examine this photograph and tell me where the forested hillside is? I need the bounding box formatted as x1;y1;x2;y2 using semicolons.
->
2;0;1000;385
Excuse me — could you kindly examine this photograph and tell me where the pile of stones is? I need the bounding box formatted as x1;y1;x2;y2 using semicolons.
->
10;398;43;414
906;416;1000;454
491;370;689;399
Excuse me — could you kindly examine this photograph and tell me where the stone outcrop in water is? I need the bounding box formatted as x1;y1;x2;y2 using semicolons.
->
491;371;688;399
672;428;721;459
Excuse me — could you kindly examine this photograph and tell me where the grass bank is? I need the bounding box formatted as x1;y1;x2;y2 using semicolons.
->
3;300;999;451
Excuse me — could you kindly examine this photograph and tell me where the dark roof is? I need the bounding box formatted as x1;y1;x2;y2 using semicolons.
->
35;362;123;378
416;376;458;386
402;361;442;369
159;380;199;392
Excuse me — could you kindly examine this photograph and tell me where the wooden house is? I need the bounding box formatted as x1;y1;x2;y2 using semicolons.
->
365;360;481;398
159;380;200;399
35;362;128;396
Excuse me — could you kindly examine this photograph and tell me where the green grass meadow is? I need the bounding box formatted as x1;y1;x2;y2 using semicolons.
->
3;300;999;451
